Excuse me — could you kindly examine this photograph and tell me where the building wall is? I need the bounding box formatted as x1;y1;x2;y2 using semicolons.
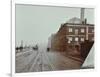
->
50;23;94;52
65;24;94;45
51;25;67;51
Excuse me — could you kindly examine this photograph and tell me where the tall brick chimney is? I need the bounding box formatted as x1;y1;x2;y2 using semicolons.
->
81;8;85;24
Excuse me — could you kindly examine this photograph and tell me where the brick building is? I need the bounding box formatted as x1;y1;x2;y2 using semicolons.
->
50;25;67;51
64;22;94;45
50;19;94;52
49;8;94;52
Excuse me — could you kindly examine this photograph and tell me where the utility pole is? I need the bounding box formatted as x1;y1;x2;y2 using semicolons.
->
21;40;23;47
20;40;23;52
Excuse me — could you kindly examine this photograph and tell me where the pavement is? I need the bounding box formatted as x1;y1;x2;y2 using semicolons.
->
15;48;83;73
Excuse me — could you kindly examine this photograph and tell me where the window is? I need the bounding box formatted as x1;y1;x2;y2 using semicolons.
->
81;28;85;33
75;29;78;35
75;37;78;41
81;38;84;42
68;40;71;43
67;37;72;43
69;28;73;32
69;37;72;41
92;29;94;32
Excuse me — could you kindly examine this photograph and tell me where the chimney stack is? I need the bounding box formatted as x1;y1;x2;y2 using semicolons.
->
84;18;87;24
81;8;85;24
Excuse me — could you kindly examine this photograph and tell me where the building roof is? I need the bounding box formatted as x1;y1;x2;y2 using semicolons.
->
62;17;94;26
67;17;82;24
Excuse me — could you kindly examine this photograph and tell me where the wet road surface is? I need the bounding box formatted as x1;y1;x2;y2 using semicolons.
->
15;48;82;73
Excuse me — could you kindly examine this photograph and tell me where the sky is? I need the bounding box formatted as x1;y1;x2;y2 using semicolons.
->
15;4;94;46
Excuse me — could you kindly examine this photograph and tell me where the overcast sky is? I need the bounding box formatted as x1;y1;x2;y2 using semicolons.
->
16;4;94;46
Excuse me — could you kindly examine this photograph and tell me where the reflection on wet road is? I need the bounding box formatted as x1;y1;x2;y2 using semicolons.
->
16;48;82;73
